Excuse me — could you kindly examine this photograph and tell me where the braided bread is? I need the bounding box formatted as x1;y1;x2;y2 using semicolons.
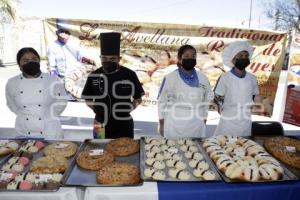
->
203;136;284;181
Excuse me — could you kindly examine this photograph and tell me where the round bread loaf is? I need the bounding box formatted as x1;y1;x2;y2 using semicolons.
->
264;136;300;169
30;155;68;174
76;150;115;170
44;142;78;158
105;137;139;156
96;162;140;185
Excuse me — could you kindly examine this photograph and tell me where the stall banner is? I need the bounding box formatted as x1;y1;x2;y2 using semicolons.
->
43;18;288;116
283;31;300;126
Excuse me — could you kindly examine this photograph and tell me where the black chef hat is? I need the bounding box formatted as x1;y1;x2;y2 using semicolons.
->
100;32;121;56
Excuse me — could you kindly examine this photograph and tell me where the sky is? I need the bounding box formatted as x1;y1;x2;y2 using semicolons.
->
19;0;275;30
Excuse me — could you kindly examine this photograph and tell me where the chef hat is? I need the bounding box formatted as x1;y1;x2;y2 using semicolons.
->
56;18;70;34
100;32;121;56
222;41;254;68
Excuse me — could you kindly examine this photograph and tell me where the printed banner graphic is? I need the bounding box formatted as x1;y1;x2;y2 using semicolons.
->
44;18;288;116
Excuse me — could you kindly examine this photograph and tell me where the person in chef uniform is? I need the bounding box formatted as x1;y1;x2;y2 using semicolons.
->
157;45;213;138
5;47;67;139
214;41;261;136
81;32;144;139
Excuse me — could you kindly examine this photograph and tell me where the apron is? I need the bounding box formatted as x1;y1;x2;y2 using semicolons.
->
214;105;252;136
214;74;253;136
164;78;207;139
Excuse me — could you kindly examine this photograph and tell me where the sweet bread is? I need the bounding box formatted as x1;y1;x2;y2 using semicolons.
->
168;169;191;180
146;151;164;161
106;137;139;156
0;140;19;156
180;145;198;152
2;163;24;172
259;163;283;180
236;159;260;181
193;169;216;180
216;155;234;172
177;139;195;146
224;163;243;180
160;145;169;151
264;137;300;169
44;141;78;158
163;151;182;160
29;155;68;174
144;167;166;180
184;151;203;160
203;136;284;181
209;149;226;161
145;158;165;169
160;139;176;146
96;162;140;185
189;160;209;170
166;159;187;169
65;63;99;98
19;140;42;154
144;138;161;146
145;144;161;153
255;154;280;166
206;145;223;154
76;150;115;170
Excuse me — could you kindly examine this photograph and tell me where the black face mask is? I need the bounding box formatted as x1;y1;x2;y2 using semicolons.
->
102;61;118;73
22;61;41;76
182;58;196;71
235;58;250;70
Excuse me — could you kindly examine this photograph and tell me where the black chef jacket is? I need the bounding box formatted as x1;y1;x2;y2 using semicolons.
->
82;66;144;138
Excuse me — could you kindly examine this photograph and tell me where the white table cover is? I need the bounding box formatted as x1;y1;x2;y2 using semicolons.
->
0;187;84;200
84;182;158;200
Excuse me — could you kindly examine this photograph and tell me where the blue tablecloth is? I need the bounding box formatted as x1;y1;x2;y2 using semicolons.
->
158;180;300;200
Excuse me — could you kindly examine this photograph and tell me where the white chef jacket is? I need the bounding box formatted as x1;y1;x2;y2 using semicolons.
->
5;73;67;139
214;70;259;136
47;39;84;77
158;69;213;138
